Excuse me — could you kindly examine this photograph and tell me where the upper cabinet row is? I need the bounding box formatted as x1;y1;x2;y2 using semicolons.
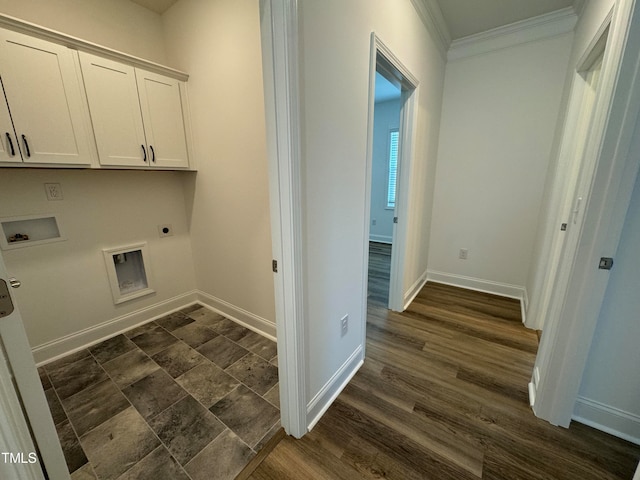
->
0;28;192;170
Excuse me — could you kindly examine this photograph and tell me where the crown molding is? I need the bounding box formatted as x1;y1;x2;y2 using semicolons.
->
0;13;188;80
573;0;587;18
409;0;451;59
448;7;577;62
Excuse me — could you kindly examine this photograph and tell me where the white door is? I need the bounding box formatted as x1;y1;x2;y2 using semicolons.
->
0;253;69;479
79;52;148;167
0;339;43;480
136;70;189;169
0;30;92;165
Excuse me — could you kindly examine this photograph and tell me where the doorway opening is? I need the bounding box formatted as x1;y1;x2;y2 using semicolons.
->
368;71;401;307
365;36;419;315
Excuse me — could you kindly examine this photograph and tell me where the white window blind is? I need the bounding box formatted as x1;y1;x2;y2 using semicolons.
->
387;129;399;208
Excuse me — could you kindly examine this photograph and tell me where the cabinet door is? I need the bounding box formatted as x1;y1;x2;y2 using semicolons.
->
79;52;148;167
0;30;92;165
0;92;20;163
136;70;189;169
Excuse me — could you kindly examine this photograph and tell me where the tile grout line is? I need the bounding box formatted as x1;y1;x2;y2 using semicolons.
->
45;306;281;479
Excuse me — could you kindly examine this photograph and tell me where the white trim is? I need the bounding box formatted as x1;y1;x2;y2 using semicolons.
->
196;290;276;341
0;342;45;480
32;291;198;365
403;269;428;310
306;346;364;431
259;0;307;439
573;396;640;445
533;0;640;427
0;13;188;81
426;270;526;300
371;36;420;313
369;234;392;244
409;0;451;59
448;7;577;62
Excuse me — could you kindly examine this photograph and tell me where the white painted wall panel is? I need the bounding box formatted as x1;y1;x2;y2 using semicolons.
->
161;0;276;324
0;169;196;349
299;0;445;400
429;33;572;289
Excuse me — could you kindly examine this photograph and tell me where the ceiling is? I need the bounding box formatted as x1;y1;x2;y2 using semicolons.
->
129;0;578;42
435;0;576;40
130;0;178;15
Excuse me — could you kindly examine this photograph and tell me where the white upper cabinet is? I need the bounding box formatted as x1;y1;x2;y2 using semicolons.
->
0;29;93;165
80;52;190;169
136;70;189;169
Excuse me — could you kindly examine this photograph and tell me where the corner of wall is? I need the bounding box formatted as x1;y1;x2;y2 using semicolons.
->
306;345;364;432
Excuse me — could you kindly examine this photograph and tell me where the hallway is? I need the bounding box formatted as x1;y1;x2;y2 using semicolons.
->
243;283;640;479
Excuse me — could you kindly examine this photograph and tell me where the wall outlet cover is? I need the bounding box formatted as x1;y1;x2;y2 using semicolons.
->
44;183;63;201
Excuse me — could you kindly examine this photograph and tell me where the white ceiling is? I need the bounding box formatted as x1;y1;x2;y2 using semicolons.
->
128;0;579;44
436;0;576;40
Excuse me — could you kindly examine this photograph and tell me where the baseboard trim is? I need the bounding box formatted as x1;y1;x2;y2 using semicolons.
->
427;270;525;299
369;234;392;244
306;345;364;431
573;396;640;445
32;291;199;365
404;269;428;310
196;290;276;341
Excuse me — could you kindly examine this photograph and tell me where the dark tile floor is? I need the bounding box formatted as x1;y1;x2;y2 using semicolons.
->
39;305;280;480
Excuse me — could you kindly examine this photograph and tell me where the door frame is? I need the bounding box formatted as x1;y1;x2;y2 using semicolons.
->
365;34;419;313
532;0;640;426
259;0;307;438
526;18;609;332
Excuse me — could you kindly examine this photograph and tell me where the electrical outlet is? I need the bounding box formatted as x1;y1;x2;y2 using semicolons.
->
459;248;468;260
158;224;173;237
341;314;349;337
372;218;377;226
44;183;63;201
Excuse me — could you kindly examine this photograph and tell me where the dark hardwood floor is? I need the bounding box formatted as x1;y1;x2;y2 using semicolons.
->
367;241;391;305
245;278;640;479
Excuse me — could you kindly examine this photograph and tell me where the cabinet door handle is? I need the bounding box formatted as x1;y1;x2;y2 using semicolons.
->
5;132;14;156
21;135;30;158
150;145;155;163
141;144;147;162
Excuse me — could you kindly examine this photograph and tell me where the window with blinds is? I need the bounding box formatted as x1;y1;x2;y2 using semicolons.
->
387;129;399;209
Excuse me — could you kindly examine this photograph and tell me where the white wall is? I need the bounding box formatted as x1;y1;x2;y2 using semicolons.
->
0;1;196;361
162;0;276;330
299;0;445;415
0;0;167;64
574;164;640;443
370;98;401;243
0;170;196;357
428;31;573;298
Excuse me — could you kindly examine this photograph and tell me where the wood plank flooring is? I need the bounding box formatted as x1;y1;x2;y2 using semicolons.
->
367;242;391;305
246;282;640;479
